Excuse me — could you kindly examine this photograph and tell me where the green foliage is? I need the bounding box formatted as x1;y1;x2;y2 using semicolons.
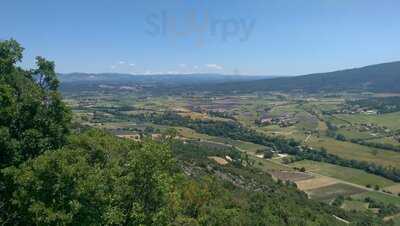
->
332;195;345;207
0;39;71;168
364;197;400;217
256;148;274;159
0;39;24;74
2;130;363;226
1;130;177;225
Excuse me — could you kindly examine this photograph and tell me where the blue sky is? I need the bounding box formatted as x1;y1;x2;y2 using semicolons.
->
1;0;400;75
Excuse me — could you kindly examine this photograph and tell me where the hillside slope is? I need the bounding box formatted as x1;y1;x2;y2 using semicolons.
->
213;61;400;93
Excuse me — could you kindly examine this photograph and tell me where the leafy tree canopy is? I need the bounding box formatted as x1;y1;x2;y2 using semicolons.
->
0;39;71;168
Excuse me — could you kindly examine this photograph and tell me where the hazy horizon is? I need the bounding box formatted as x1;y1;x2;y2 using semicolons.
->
2;0;400;75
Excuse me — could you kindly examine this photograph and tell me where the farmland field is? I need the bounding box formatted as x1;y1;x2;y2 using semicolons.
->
306;183;366;201
308;137;400;167
290;160;396;187
334;112;400;130
253;158;293;172
295;176;338;191
64;89;400;222
342;200;369;211
368;137;400;147
269;170;314;182
352;191;400;206
384;184;400;194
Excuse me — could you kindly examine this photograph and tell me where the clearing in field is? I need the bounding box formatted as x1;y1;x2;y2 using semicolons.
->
289;160;395;187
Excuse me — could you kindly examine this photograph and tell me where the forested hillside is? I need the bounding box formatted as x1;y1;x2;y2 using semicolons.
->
204;62;400;93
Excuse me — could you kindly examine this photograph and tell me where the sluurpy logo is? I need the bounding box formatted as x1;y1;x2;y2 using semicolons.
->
145;9;256;47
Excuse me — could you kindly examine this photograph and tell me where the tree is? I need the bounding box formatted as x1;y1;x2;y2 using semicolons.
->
335;134;347;141
332;195;344;207
0;39;71;168
241;153;255;167
163;127;178;139
257;148;274;159
1;130;178;225
33;56;59;91
0;39;23;74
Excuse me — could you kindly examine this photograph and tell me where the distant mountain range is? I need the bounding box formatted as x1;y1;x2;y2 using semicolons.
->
208;61;400;93
58;73;276;84
58;73;278;93
59;61;400;94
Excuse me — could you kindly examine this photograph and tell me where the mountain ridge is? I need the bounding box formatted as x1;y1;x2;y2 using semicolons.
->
210;61;400;93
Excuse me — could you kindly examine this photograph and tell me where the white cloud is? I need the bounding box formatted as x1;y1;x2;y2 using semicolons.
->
129;63;135;67
205;64;223;70
118;61;126;65
179;64;187;68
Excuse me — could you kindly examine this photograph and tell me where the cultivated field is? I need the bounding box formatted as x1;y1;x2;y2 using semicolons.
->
308;137;400;167
295;176;338;191
307;183;366;201
334;112;400;130
290;160;396;187
269;170;314;182
384;184;400;194
341;200;369;211
352;191;400;206
67;91;400;217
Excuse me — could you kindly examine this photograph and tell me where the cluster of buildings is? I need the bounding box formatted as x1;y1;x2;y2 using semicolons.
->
331;108;377;115
357;123;391;134
116;133;188;143
257;113;298;128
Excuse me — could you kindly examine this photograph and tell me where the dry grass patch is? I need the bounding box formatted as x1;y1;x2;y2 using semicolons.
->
383;184;400;194
295;176;338;191
269;170;314;182
208;156;229;165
